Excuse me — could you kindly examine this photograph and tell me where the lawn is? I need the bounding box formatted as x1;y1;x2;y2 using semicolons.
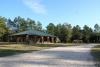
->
91;45;100;61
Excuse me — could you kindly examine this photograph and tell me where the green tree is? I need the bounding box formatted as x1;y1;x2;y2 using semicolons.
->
54;23;72;43
46;23;55;35
0;16;9;41
72;25;82;41
54;24;62;42
55;24;62;36
35;21;42;31
13;17;43;32
62;23;72;42
7;19;17;31
14;16;28;32
94;24;100;33
27;18;36;30
91;24;100;43
83;25;93;43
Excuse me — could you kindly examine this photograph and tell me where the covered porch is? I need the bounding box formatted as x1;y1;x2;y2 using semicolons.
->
12;30;57;44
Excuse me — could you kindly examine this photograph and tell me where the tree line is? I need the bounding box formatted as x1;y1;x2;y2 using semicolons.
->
47;23;100;43
0;16;100;43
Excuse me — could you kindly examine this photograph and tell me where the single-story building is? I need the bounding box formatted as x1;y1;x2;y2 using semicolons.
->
11;30;58;44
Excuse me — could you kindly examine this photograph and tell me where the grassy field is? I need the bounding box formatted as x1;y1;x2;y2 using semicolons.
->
91;45;100;61
0;44;55;57
0;43;80;57
0;43;67;57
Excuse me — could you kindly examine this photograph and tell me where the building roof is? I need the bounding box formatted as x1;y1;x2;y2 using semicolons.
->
12;30;56;37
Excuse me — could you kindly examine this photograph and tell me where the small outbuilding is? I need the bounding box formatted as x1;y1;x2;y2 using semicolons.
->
12;30;57;44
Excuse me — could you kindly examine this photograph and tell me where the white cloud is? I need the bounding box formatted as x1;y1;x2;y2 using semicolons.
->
22;0;47;14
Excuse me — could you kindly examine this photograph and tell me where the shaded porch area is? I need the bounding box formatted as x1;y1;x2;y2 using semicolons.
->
12;30;57;44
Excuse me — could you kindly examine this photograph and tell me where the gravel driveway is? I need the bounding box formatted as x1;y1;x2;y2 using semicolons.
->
0;44;99;67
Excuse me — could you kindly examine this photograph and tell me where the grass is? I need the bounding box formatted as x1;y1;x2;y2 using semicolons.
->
32;44;61;47
91;45;100;61
0;44;48;57
0;43;81;57
0;49;35;57
0;43;65;57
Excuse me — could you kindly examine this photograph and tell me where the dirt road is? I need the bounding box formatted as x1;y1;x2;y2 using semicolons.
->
0;44;99;67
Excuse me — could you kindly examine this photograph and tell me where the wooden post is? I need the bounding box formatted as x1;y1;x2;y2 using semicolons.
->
34;36;37;43
17;37;19;43
37;36;40;44
17;37;20;44
41;36;44;44
47;37;50;43
26;35;29;44
54;37;56;43
52;37;54;43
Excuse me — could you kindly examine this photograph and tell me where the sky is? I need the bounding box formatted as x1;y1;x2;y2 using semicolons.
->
0;0;100;29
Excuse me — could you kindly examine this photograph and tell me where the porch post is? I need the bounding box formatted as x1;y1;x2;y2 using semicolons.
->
34;36;36;43
17;37;19;43
54;37;57;43
51;37;54;43
41;36;44;44
26;35;29;44
37;36;40;44
34;36;38;43
47;37;50;43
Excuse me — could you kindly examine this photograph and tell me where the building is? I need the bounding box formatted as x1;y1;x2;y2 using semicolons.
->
12;30;57;44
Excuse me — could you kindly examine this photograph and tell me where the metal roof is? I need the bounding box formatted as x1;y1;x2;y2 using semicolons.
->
12;30;55;37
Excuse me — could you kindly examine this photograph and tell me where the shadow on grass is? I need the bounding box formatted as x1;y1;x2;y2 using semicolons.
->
91;45;100;61
32;44;76;47
0;43;79;57
0;44;63;57
32;44;61;47
0;49;36;57
91;45;100;67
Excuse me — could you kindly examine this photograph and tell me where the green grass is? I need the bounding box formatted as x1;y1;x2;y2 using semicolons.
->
91;45;100;61
0;49;35;57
